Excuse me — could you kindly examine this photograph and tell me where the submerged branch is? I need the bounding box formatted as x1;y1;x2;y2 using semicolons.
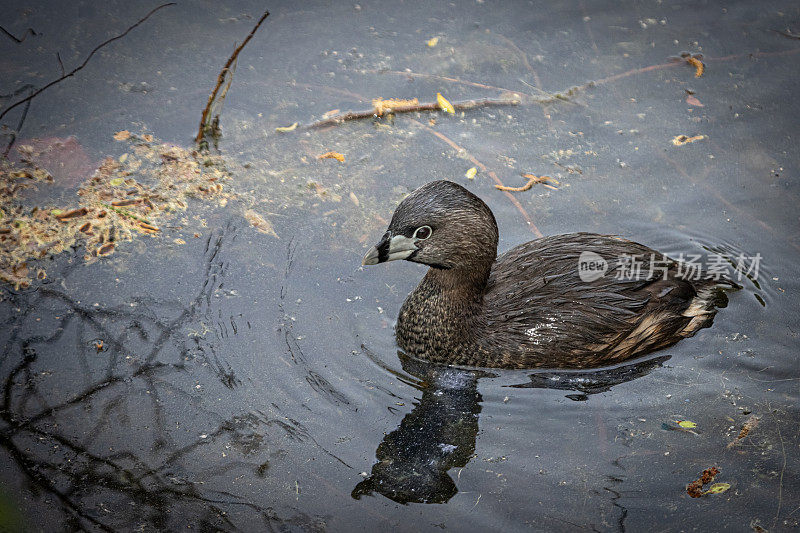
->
196;10;270;146
0;3;175;123
0;25;37;44
404;117;543;238
306;97;520;129
772;29;800;40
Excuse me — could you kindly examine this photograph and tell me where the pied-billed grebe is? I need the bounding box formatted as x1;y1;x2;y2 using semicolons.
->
362;180;735;369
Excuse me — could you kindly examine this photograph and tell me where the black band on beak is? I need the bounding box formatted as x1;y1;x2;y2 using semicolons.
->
376;232;391;263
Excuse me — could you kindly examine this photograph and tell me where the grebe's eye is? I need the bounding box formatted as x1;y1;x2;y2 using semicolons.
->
413;225;432;240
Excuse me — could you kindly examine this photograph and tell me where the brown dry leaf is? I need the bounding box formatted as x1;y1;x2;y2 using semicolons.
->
686;95;704;107
113;130;131;141
318;151;345;162
686;466;720;498
244;209;278;238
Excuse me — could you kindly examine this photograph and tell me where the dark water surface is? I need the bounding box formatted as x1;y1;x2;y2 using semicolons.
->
1;0;799;530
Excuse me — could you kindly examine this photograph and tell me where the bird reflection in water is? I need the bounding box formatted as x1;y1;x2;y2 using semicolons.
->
353;352;671;504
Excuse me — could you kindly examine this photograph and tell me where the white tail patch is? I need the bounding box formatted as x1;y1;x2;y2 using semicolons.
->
679;286;719;337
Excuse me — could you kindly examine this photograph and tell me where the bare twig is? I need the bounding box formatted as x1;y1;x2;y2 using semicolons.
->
56;52;65;77
1;86;33;158
0;3;175;123
594;48;800;86
772;29;800;40
773;411;787;529
0;25;36;43
306;97;520;129
593;62;680;85
496;174;557;192
196;10;270;145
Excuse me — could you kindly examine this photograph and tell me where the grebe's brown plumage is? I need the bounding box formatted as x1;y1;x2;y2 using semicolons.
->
363;180;735;369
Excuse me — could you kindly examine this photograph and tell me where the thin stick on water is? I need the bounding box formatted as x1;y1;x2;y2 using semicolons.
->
306;97;520;129
196;10;269;145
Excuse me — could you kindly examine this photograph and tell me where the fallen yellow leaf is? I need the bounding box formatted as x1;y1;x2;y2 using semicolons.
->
427;36;439;47
275;122;299;132
465;167;477;180
113;130;131;141
705;482;730;494
318;151;345;162
437;92;455;114
677;420;697;429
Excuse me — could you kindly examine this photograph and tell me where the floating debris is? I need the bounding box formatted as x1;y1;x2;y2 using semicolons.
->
113;130;131;141
318;151;346;162
372;98;419;116
426;36;439;47
705;482;731;494
686;466;722;498
11;137;89;186
275;122;299;132
687;56;705;77
55;207;88;221
670;52;705;78
465;167;477;180
97;243;115;256
0;133;232;290
686;95;704;107
676;420;697;429
244;209;278;237
727;414;760;448
672;134;705;146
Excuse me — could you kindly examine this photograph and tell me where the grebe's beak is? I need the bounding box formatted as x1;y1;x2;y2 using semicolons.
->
362;233;417;265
